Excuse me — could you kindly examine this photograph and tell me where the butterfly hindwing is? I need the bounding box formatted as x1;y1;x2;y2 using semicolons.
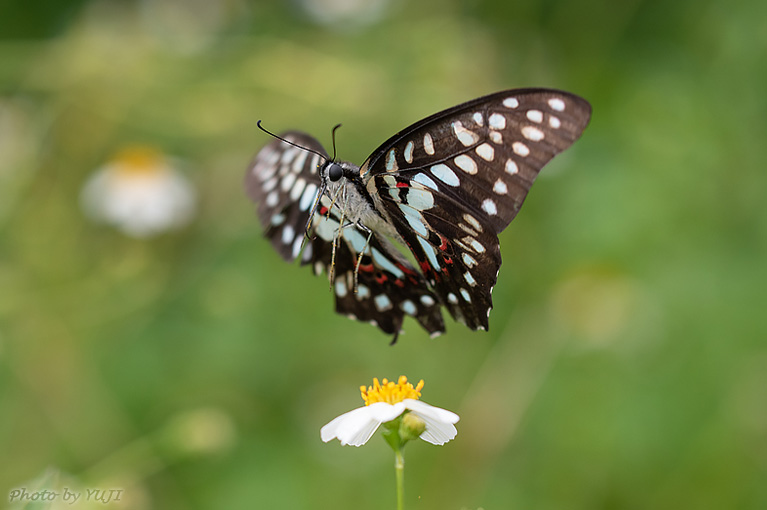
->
307;210;445;339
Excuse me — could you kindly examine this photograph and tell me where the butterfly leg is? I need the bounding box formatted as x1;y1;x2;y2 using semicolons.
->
328;190;350;287
352;221;374;293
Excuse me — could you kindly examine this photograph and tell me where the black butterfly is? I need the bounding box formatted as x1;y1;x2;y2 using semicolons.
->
246;88;591;342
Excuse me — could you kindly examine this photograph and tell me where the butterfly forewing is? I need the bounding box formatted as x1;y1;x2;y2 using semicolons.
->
361;89;592;330
246;132;326;261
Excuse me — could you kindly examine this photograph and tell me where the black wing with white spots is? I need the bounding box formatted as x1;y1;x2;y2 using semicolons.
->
246;88;591;341
246;132;444;340
359;89;591;331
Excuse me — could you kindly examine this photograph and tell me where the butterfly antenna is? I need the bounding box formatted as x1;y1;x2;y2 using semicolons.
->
330;123;342;161
257;120;328;161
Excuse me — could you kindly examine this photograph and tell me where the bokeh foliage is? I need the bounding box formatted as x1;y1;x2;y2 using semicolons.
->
1;0;766;508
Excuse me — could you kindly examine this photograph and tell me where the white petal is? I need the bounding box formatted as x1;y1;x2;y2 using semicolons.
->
320;403;405;447
403;399;459;423
418;421;458;445
403;399;460;445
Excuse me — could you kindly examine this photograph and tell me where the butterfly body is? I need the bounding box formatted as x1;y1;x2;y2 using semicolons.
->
246;89;591;342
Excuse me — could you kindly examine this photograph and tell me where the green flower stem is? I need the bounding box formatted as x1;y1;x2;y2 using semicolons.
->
383;418;406;510
394;447;405;510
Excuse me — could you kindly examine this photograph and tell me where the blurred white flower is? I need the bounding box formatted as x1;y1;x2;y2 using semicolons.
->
139;0;246;53
321;376;459;446
298;0;391;29
80;146;196;238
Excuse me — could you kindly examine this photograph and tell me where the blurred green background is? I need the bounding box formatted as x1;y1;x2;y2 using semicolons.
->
1;0;766;508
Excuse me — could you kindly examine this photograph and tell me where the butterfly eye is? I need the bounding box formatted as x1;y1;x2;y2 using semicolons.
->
327;162;344;182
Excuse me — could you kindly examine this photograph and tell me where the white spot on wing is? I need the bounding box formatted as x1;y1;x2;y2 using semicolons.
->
513;142;530;157
399;204;429;237
335;279;348;298
343;228;368;253
401;299;417;315
357;284;370;299
493;179;508;195
522;126;545;141
526;110;544;123
406;188;435;211
459;223;479;236
488;113;506;129
266;191;279;207
505;158;519;175
302;242;313;262
549;98;566;111
263;176;279;192
430;164;460;186
447;293;458;304
371;248;405;279
463;236;485;253
291;150;309;174
418;236;441;270
281;224;295;244
503;97;519;108
292;236;303;259
413;173;438;190
404;141;414;164
460;288;472;301
475;143;494;161
420;295;435;306
299;183;318;211
549;116;561;129
482;198;498;216
309;154;321;174
290;177;306;201
463;213;482;231
314;216;339;241
280;170;296;192
386;149;398;171
383;174;396;187
462;252;477;268
489;131;502;144
423;133;435;155
472;112;484;125
454;154;477;174
374;294;393;312
452;121;480;147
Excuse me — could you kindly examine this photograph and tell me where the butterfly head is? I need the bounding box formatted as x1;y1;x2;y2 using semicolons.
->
320;159;358;184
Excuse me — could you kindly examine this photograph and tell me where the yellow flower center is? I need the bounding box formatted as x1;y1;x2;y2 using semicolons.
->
113;146;166;175
360;376;424;406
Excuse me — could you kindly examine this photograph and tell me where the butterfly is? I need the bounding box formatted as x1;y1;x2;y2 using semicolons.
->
245;88;591;343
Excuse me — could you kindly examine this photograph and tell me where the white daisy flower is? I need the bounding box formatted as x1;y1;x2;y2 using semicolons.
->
321;376;459;447
81;146;196;238
298;0;391;29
